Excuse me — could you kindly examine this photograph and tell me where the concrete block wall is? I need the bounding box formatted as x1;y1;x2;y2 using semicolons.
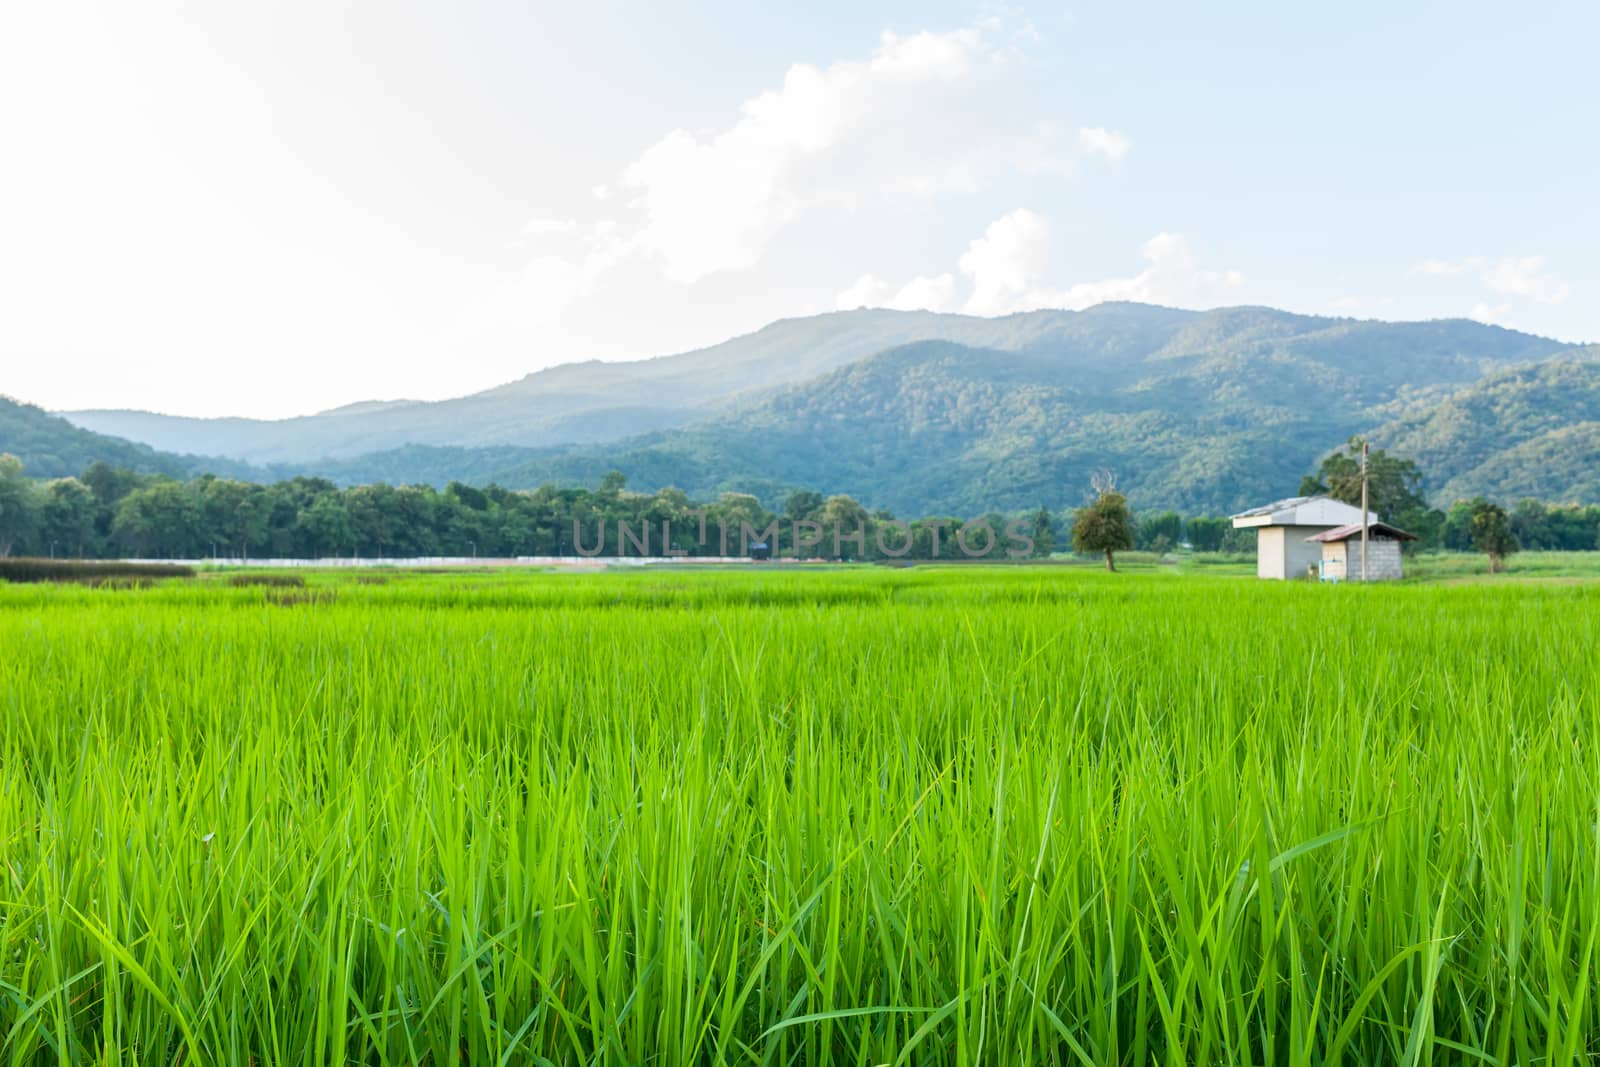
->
1340;537;1404;581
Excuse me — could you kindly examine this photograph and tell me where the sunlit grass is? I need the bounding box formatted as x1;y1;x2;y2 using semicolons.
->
2;567;1598;1063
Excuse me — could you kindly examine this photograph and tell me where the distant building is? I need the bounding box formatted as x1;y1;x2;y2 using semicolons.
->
1230;496;1378;580
749;541;772;561
1307;521;1418;581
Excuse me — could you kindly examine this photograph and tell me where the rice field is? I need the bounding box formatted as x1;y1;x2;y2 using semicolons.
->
2;565;1599;1064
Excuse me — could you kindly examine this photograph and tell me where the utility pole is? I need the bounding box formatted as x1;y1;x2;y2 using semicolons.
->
1360;441;1370;583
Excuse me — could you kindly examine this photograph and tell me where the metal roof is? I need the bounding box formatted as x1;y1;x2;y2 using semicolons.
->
1305;521;1419;543
1231;495;1318;519
1230;495;1378;531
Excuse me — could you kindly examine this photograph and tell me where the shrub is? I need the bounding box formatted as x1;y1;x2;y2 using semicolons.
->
0;558;194;583
81;576;158;590
227;573;306;588
266;589;337;607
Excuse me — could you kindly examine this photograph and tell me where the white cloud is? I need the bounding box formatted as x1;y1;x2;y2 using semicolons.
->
510;24;1089;331
892;272;958;312
1416;257;1476;275
1044;231;1244;311
1417;254;1571;309
1078;126;1130;161
952;210;1242;315
617;26;1065;283
1470;302;1514;325
1482;255;1569;304
836;274;889;308
959;209;1054;315
836;271;957;312
485;229;637;329
845;210;1243;318
522;217;579;236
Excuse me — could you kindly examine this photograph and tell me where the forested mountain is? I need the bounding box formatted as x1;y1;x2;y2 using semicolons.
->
474;317;1585;515
16;304;1598;515
1371;349;1600;503
61;304;1563;467
0;395;257;481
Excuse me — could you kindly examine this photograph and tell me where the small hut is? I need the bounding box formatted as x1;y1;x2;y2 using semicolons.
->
1306;521;1418;581
1230;495;1378;580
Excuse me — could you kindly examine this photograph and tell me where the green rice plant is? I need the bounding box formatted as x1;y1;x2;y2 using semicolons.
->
0;567;1597;1064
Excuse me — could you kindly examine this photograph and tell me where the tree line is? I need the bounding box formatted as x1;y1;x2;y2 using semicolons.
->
1;449;1595;562
0;458;1054;561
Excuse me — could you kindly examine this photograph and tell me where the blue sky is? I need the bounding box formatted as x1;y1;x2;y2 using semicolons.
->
1;1;1594;417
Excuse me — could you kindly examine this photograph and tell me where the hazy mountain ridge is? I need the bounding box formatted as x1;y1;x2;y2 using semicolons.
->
61;303;1333;463
66;307;1148;463
0;395;261;482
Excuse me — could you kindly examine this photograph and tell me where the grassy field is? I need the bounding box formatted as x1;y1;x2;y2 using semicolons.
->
3;565;1599;1064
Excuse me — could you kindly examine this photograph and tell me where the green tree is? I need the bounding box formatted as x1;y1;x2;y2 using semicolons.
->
296;494;356;556
1071;474;1135;572
643;487;696;556
783;490;824;521
346;484;399;557
253;484;298;556
908;518;959;560
1030;507;1056;557
1541;504;1600;551
1441;499;1477;551
111;482;201;558
199;478;267;559
41;478;96;558
1510;499;1553;549
81;462;144;508
1221;525;1257;554
1138;510;1181;551
0;453;40;556
1185;516;1228;553
1467;499;1519;573
390;486;441;556
706;492;772;555
817;494;871;559
1301;437;1442;547
446;481;489;512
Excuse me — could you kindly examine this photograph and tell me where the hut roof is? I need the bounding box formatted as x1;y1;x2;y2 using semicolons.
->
1231;495;1377;529
1305;521;1419;543
1231;495;1318;519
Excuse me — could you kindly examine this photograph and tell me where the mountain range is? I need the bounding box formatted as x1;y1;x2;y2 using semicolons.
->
64;309;1076;463
7;302;1595;516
